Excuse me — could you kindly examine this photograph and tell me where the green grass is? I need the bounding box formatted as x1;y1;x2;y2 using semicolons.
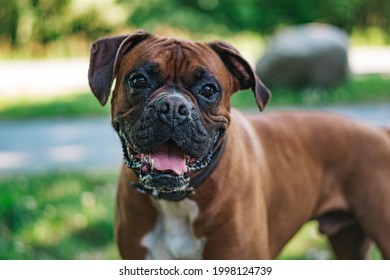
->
0;94;110;120
279;222;382;260
0;171;120;259
0;171;383;259
231;74;390;109
1;75;390;120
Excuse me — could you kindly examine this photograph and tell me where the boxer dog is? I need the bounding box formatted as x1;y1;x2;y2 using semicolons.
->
88;31;390;259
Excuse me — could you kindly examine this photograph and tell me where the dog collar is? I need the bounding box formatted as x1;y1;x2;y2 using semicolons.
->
129;138;226;202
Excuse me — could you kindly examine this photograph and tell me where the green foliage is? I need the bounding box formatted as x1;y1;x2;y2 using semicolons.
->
0;0;72;46
127;0;390;36
0;0;122;52
29;0;71;44
0;0;389;55
0;0;19;45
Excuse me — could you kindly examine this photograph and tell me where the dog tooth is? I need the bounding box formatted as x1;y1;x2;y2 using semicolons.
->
142;154;150;164
151;159;155;170
136;188;146;195
152;189;160;197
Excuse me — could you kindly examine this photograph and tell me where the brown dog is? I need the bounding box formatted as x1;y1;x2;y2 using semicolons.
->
88;31;390;259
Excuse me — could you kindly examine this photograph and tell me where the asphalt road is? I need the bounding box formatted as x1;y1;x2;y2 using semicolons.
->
1;104;389;175
0;117;121;174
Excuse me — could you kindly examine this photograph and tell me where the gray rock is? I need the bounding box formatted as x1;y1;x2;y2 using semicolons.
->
256;23;349;88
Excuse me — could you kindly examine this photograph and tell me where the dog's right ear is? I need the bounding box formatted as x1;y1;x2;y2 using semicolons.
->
208;41;271;111
88;31;150;106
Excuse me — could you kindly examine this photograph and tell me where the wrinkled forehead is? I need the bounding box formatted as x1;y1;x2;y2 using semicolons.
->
119;36;228;79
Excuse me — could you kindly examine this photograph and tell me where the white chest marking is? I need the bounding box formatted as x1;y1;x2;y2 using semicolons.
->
141;198;205;260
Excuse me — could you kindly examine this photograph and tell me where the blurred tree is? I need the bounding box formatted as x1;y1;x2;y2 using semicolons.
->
0;0;19;46
29;0;71;44
0;0;389;55
0;0;124;50
69;8;114;41
67;0;128;40
126;0;390;36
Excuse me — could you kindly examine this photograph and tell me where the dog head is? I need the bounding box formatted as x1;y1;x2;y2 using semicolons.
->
88;31;271;195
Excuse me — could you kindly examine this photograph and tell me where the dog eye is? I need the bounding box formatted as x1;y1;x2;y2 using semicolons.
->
199;84;218;100
129;74;149;89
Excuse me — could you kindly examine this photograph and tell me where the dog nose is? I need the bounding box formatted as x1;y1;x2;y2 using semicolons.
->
156;95;191;127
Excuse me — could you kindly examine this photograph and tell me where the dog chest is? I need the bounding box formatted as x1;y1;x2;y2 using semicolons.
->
141;198;204;260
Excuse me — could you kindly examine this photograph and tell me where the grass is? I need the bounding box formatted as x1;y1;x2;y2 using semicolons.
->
0;94;110;120
0;171;120;259
279;223;382;260
0;171;383;260
231;74;390;109
1;75;390;120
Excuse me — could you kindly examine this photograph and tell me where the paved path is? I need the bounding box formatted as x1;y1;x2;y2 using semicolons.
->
0;118;122;174
1;104;389;175
0;59;88;96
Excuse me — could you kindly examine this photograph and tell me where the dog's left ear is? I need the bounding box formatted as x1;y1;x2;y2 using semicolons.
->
88;30;151;106
208;41;271;111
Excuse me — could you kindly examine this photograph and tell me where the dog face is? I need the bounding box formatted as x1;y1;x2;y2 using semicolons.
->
88;31;271;195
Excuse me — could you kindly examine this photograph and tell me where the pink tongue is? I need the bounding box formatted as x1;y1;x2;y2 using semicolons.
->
151;143;187;175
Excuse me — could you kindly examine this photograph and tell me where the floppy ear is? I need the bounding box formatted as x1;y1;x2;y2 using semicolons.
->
208;41;271;111
88;30;151;105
